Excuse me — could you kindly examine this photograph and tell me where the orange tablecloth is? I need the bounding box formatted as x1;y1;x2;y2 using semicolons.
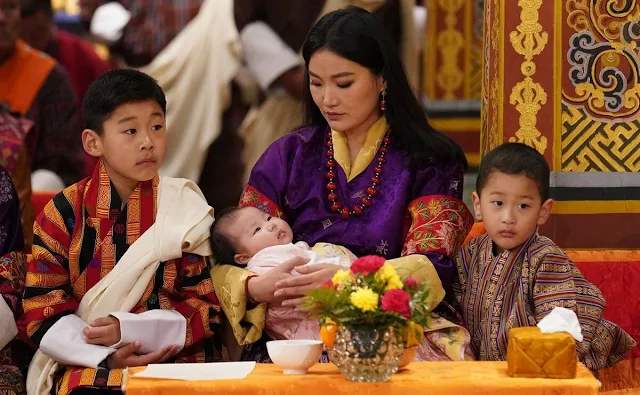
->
124;362;599;395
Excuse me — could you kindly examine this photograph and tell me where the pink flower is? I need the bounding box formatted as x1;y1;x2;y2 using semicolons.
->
350;255;385;276
404;276;419;290
321;280;339;291
381;289;412;319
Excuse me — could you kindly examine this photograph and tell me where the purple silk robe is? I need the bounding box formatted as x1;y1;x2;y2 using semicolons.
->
240;124;473;293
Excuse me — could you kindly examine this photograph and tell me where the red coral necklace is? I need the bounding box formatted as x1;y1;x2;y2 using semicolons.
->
324;129;392;218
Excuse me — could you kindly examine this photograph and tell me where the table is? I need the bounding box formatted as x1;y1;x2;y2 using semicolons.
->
124;362;599;395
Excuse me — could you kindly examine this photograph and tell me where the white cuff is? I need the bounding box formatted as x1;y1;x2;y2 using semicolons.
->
0;297;18;350
110;310;186;355
240;21;303;91
40;314;116;368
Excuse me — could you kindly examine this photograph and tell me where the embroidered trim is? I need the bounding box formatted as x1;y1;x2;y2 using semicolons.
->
239;184;285;219
402;195;474;257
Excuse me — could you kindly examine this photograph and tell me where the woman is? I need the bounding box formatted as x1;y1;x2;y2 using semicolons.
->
234;0;419;184
0;164;29;395
211;7;474;361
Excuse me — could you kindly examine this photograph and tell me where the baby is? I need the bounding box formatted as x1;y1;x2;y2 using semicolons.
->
212;206;474;362
210;206;355;340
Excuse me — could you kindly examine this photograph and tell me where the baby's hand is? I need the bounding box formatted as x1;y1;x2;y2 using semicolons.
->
83;316;121;347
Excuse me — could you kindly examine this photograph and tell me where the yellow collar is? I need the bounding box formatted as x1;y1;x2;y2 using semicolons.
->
332;117;388;182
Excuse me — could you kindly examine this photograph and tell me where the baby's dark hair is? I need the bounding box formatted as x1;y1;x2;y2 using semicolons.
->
476;143;550;200
210;206;244;266
82;69;166;134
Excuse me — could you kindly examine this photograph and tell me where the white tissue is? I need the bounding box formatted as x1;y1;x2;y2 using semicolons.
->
537;307;583;342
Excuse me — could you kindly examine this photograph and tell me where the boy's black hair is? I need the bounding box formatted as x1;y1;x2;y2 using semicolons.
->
477;142;550;200
210;206;244;267
82;69;166;134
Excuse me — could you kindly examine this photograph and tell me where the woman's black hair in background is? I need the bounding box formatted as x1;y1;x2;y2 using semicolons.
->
301;6;467;168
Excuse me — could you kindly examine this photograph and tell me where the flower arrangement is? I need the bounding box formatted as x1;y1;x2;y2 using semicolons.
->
303;255;431;347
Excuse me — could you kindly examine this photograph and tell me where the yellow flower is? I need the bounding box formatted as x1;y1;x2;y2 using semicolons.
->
385;273;404;291
375;263;398;282
332;269;352;285
375;263;403;291
350;287;379;312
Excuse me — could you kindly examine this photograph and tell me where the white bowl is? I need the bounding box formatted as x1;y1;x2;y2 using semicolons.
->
266;340;324;374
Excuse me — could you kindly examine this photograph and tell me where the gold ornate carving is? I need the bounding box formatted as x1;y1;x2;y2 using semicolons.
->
480;0;502;155
564;0;640;120
509;75;548;153
507;0;548;154
470;0;484;99
566;0;640;42
561;0;640;171
436;0;465;99
561;105;640;172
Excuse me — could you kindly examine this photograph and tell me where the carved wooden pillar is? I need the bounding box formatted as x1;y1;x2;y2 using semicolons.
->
482;0;640;248
423;0;483;167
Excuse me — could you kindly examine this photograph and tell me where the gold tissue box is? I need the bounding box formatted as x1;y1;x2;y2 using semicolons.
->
507;327;577;379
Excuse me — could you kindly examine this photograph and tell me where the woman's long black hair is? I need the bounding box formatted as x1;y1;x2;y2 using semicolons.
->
301;7;467;168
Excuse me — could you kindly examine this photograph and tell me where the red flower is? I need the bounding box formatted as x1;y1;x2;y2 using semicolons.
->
350;255;385;276
381;289;412;319
404;276;419;290
322;280;334;288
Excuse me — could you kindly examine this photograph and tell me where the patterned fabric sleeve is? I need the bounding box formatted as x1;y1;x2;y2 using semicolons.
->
19;191;79;347
402;162;474;291
167;253;222;350
532;250;635;370
453;237;477;306
0;252;26;318
239;185;285;219
532;252;579;321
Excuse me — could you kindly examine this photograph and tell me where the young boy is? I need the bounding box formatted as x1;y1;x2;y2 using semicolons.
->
20;69;221;395
211;206;354;341
454;143;635;371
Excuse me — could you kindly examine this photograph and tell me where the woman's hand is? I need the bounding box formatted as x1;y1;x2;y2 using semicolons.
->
275;264;343;307
246;256;309;304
